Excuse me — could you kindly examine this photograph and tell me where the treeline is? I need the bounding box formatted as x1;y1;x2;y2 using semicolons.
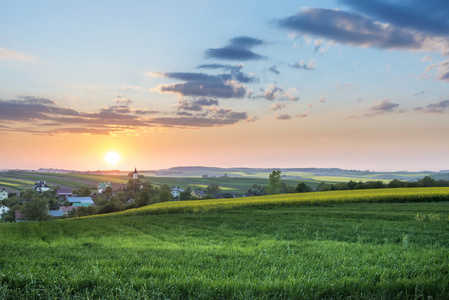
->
316;176;449;192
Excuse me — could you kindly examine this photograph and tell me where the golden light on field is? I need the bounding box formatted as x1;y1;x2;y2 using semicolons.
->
105;150;121;165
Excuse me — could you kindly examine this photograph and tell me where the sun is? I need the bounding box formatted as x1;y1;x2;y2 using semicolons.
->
105;150;121;166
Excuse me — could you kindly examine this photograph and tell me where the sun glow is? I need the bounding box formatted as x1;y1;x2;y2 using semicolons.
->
105;150;121;165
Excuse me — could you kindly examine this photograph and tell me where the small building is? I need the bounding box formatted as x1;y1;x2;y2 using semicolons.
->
67;196;94;207
171;187;185;199
191;190;206;199
59;206;78;215
33;181;51;194
48;210;64;218
0;204;9;219
56;189;73;201
15;210;27;222
133;168;139;179
0;189;8;200
98;182;112;194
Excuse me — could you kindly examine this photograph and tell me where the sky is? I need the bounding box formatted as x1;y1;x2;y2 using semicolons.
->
1;0;449;172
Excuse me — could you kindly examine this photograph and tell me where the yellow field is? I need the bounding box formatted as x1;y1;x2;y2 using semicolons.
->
110;187;449;217
189;184;235;191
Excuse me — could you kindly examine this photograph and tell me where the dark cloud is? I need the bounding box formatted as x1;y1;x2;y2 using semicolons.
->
365;99;400;116
0;97;79;122
291;60;315;70
0;96;250;135
177;98;219;112
205;36;264;61
268;65;280;74
340;0;449;37
414;99;449;113
197;64;257;83
275;114;291;120
229;36;264;48
277;8;449;55
156;72;247;98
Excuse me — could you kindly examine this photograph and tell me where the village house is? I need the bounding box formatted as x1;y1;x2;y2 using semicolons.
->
33;181;51;194
56;189;73;201
0;188;8;200
67;196;95;207
191;190;206;199
59;206;78;215
171;187;185;199
0;204;9;219
98;182;112;194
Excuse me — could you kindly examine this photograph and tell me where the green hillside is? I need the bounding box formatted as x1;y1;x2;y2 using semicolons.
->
1;189;449;298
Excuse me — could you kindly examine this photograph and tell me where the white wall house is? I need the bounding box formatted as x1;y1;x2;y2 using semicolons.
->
0;189;8;200
133;168;139;179
0;204;9;219
171;187;185;199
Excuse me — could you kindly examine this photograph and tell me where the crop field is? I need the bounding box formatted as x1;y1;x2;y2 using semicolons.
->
1;188;449;299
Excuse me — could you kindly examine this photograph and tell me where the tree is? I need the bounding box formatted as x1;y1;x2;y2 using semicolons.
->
75;186;93;197
180;188;192;201
21;197;49;221
266;170;282;194
158;190;172;202
296;182;312;193
205;183;220;195
127;178;142;194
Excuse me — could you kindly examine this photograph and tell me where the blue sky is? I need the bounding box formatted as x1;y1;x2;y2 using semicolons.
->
1;0;449;171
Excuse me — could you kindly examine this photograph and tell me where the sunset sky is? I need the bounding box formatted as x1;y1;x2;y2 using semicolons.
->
1;0;449;172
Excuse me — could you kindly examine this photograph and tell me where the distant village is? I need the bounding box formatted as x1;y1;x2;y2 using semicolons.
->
0;168;247;222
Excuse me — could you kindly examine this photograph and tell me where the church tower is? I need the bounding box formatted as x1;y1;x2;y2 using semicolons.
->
133;167;139;179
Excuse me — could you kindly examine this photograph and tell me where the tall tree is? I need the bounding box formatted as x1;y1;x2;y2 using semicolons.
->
266;170;282;194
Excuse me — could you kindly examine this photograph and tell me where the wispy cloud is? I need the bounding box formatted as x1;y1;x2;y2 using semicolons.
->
0;47;33;61
268;65;280;74
275;114;291;120
365;99;400;117
270;102;287;111
291;60;315;70
422;60;449;82
414;99;449;113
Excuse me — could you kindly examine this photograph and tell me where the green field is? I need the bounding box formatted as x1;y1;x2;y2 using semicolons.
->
1;189;449;298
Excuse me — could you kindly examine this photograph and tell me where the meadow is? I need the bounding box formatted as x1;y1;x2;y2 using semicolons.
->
1;188;449;299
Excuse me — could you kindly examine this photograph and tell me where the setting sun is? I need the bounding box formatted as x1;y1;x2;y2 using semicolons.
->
105;150;121;165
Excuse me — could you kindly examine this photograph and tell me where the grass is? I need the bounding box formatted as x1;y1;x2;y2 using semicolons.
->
1;188;449;298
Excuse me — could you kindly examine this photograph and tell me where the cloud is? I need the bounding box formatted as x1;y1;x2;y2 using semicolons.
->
414;99;449;113
0;47;33;61
275;114;291;120
196;64;257;83
205;36;264;61
297;111;310;118
340;0;449;37
268;65;280;74
422;60;449;82
114;94;132;104
291;60;315;70
0;97;249;135
335;82;354;91
155;72;247;98
262;85;300;102
177;98;219;111
277;8;449;56
270;102;287;111
365;99;400;116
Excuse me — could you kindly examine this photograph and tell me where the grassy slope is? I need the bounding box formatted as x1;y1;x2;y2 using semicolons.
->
1;189;449;298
